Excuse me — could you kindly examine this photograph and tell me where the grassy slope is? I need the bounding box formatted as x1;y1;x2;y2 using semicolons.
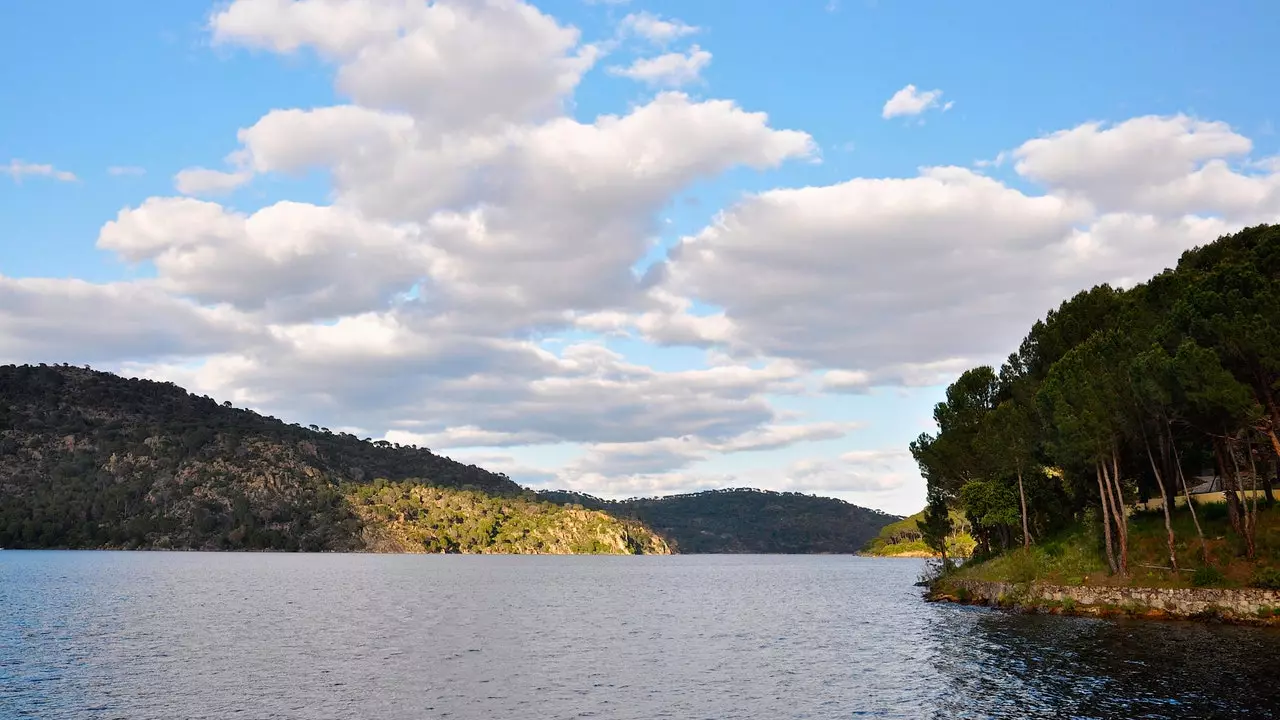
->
949;502;1280;589
351;481;670;554
863;509;977;558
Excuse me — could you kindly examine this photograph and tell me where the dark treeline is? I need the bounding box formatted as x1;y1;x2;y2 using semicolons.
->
539;488;898;553
0;364;522;550
912;224;1280;576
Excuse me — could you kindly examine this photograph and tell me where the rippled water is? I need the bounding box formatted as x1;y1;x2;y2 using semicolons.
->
3;552;1279;719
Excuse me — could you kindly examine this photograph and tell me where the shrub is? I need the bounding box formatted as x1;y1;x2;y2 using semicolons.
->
1198;502;1229;523
1192;565;1226;587
1249;567;1280;590
1043;541;1064;558
1008;549;1038;584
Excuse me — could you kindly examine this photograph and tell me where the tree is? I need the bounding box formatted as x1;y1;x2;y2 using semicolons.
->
979;397;1039;549
920;486;954;567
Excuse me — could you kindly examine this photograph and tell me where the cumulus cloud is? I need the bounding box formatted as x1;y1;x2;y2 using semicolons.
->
1013;115;1279;220
173;167;254;196
566;421;863;476
12;0;1280;512
98;197;432;321
619;11;698;44
0;276;256;365
654;114;1280;391
4;159;77;183
881;84;951;119
608;46;711;87
212;0;599;129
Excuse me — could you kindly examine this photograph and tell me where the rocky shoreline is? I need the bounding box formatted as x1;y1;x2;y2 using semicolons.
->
929;578;1280;626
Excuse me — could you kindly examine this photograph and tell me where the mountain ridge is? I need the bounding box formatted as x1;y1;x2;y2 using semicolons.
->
1;364;895;554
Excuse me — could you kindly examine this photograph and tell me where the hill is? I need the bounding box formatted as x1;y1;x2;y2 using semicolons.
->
539;488;899;553
862;508;976;558
0;364;667;553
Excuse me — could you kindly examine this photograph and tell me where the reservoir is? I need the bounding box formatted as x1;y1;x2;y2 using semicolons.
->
3;552;1278;719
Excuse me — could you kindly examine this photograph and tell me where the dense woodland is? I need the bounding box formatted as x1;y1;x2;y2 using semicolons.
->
914;224;1280;586
0;365;892;554
0;365;657;553
539;488;898;553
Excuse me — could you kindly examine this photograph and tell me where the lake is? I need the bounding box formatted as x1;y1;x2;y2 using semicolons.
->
3;552;1279;719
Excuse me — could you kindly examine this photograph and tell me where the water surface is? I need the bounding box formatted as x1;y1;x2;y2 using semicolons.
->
3;552;1278;719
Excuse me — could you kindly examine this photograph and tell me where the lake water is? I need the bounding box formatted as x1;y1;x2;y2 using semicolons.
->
3;552;1279;719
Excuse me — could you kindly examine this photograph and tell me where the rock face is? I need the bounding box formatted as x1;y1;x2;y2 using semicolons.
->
932;579;1280;625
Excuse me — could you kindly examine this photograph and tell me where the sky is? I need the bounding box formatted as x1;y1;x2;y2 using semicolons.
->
2;0;1279;516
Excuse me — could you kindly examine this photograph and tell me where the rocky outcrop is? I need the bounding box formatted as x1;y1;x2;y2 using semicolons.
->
931;579;1280;625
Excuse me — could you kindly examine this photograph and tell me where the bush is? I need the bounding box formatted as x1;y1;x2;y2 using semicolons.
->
1008;549;1038;584
1250;567;1280;590
1192;565;1226;587
1198;502;1229;523
1043;541;1064;558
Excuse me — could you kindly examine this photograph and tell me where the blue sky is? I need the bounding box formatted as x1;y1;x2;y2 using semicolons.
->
3;0;1279;514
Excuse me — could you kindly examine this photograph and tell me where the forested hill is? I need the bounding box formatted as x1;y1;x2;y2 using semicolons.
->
913;223;1280;583
0;364;666;553
539;488;900;553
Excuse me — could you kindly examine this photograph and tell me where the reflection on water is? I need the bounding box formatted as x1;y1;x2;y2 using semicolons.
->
2;551;1277;719
929;605;1280;719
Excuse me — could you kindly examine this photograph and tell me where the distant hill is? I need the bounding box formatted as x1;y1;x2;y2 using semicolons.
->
0;364;666;553
539;488;899;554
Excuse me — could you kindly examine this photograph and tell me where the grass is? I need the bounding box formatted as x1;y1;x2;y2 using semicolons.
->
947;501;1280;589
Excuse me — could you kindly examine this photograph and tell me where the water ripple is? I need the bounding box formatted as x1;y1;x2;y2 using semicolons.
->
2;552;1278;719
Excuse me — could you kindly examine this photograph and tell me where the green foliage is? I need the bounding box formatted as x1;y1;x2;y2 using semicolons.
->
920;486;954;557
863;507;976;557
1192;566;1226;588
538;488;897;554
1250;567;1280;590
0;365;657;553
914;223;1280;578
349;480;669;555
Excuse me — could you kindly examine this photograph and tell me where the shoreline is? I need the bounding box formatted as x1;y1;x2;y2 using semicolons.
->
929;578;1280;626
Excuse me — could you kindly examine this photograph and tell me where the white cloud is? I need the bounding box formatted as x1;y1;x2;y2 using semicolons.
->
608;46;711;87
4;159;77;183
881;84;950;119
14;0;1280;513
657;114;1280;390
107;166;146;177
663;166;1086;370
98;197;431;321
173;167;254;196
619;11;698;44
212;0;599;130
0;276;256;365
1013;115;1279;220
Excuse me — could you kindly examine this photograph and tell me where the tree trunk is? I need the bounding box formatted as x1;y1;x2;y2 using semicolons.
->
1268;461;1278;508
1143;433;1178;571
1156;428;1178;510
1168;422;1209;564
1096;462;1119;574
1215;437;1245;537
1242;435;1260;560
1103;454;1128;576
1017;466;1030;550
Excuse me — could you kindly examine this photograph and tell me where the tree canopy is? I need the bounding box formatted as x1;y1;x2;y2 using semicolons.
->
912;224;1280;574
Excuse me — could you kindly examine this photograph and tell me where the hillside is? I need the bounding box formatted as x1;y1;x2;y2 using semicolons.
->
0;364;666;553
540;488;899;553
862;508;976;558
